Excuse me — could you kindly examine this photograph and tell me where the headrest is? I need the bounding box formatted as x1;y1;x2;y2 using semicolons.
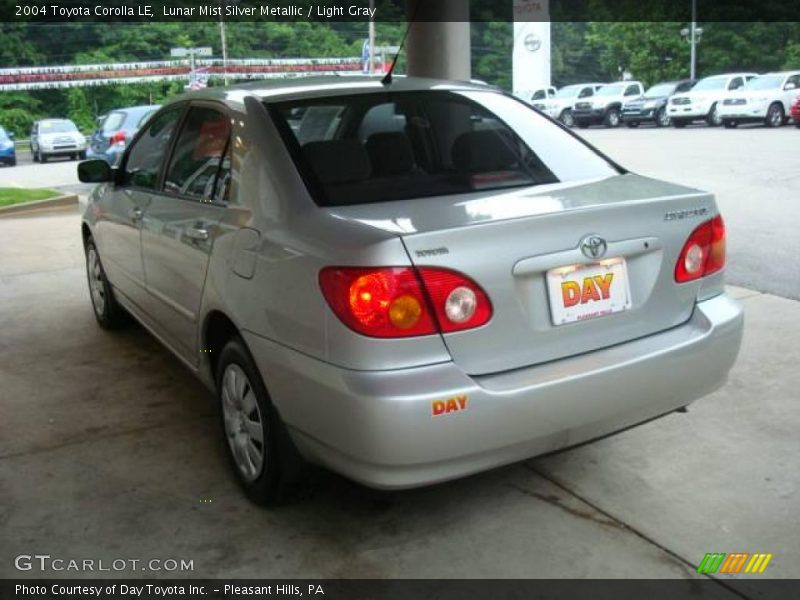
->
452;130;520;172
303;140;371;184
365;132;415;176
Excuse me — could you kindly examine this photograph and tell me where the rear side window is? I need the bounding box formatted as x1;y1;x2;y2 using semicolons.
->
123;107;182;190
163;106;231;202
271;90;618;207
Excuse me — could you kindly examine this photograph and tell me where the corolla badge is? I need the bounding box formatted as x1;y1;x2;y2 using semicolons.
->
580;234;607;259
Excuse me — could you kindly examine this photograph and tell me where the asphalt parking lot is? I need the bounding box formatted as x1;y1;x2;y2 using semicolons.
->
1;128;798;586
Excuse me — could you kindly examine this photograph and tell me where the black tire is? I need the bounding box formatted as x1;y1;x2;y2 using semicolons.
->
765;103;784;128
85;238;128;330
723;119;739;129
9;157;16;167
32;147;39;162
217;337;303;506
672;119;688;128
39;150;47;163
559;109;575;128
795;122;800;129
655;107;670;128
706;103;722;127
604;108;621;128
79;150;87;160
625;121;639;128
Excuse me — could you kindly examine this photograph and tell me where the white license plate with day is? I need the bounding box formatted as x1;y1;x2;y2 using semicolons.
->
546;258;632;325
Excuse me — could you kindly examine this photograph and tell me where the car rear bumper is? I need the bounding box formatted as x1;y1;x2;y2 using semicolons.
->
244;293;743;490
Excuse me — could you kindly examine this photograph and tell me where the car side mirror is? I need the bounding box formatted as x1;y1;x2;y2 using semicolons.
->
785;83;797;90
78;159;113;183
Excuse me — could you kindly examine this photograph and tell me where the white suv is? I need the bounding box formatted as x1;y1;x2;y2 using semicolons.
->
667;72;758;127
718;71;800;128
572;81;645;128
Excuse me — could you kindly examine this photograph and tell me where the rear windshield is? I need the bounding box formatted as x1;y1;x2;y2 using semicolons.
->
271;90;618;206
102;112;126;132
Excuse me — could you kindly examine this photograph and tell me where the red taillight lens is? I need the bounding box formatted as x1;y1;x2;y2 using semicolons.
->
110;131;126;146
675;215;726;283
319;266;492;338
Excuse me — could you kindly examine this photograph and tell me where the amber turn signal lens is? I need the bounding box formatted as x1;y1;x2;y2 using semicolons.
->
389;294;423;329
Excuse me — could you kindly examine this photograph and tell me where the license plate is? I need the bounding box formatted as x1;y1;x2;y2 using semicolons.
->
546;258;632;325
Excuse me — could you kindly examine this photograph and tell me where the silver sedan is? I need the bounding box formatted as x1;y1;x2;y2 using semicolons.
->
78;77;743;505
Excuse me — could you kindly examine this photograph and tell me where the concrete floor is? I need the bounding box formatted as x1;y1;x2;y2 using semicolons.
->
0;207;797;586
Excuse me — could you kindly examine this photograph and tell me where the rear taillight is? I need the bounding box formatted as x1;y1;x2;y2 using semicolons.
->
319;266;492;338
109;131;126;146
674;215;726;283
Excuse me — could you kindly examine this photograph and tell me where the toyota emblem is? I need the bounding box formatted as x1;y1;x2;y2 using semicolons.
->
580;235;607;259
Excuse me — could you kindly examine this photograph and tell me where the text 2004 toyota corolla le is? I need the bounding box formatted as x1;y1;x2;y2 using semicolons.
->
78;77;743;504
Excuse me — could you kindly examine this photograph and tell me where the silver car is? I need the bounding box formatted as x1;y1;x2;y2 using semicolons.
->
78;77;743;505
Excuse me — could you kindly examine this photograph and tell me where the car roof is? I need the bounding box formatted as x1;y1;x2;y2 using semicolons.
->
109;104;161;114
700;72;758;79
164;75;500;108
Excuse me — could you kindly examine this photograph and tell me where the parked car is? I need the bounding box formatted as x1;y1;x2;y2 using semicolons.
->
88;105;161;165
622;79;695;128
718;71;800;128
0;125;16;166
573;81;645;128
515;86;557;110
78;77;743;504
31;118;87;163
791;94;800;127
667;72;758;127
541;83;605;127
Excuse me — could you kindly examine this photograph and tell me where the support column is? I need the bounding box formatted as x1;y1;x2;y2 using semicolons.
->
405;1;471;81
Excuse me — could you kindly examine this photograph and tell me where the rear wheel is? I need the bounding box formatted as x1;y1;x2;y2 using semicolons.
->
217;338;301;506
765;103;784;128
655;108;671;128
706;103;722;127
85;238;128;329
723;119;739;129
604;108;621;128
79;150;87;160
559;109;574;128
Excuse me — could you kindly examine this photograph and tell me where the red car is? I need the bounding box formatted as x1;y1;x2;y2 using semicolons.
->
792;94;800;128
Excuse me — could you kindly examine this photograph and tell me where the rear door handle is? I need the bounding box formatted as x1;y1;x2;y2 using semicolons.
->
185;226;209;241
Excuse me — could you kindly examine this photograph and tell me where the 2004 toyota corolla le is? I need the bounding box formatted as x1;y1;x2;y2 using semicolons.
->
78;77;743;504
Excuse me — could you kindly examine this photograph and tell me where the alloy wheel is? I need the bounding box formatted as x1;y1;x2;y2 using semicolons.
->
221;363;266;482
87;247;106;317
